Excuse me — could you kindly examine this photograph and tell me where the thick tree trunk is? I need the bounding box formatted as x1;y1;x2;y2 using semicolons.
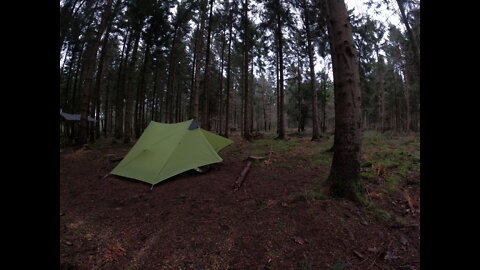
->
325;0;363;201
276;3;286;139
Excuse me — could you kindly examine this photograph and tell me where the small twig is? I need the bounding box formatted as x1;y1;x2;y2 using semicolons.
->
366;257;378;270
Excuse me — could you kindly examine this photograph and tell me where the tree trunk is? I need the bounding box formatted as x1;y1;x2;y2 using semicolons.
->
135;43;150;137
92;37;110;140
103;68;111;137
325;0;363;201
189;41;197;119
303;0;320;140
166;28;179;124
224;4;233;137
62;43;77;111
276;2;286;140
115;30;131;139
71;42;86;115
401;59;411;132
242;0;251;140
192;0;208;121
217;25;226;133
395;0;420;81
78;0;114;145
123;23;144;144
321;71;327;133
275;41;280;135
250;53;254;133
202;0;215;130
377;55;385;131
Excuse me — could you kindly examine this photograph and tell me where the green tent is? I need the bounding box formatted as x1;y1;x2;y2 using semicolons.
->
111;119;233;186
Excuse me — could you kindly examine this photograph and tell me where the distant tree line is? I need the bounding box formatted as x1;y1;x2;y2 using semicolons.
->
60;0;419;146
60;0;419;201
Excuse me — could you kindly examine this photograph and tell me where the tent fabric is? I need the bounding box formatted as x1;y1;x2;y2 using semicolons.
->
60;111;96;122
110;119;233;185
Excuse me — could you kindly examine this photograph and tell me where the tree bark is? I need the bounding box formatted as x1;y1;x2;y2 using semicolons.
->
242;0;251;140
78;0;114;145
202;0;215;130
402;61;411;132
192;0;208;121
123;22;144;144
321;70;327;133
275;0;286;139
377;55;385;131
224;4;233;138
302;0;320;140
166;27;179;124
325;0;363;201
217;24;226;134
395;0;420;81
135;43;150;137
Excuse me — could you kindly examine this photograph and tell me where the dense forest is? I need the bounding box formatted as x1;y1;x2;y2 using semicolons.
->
59;0;420;145
60;1;421;268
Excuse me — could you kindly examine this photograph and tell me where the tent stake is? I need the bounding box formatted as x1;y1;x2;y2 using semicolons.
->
150;185;154;190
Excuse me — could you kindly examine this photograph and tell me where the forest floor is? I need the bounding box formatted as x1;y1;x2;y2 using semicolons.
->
60;130;420;270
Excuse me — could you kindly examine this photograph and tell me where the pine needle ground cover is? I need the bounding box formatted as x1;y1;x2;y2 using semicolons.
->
60;131;419;269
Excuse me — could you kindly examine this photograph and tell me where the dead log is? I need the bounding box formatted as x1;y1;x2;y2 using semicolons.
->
233;161;253;192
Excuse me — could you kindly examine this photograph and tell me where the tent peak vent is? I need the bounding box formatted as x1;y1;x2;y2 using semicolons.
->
188;119;199;130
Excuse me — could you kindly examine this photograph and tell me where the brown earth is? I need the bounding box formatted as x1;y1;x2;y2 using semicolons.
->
60;134;420;270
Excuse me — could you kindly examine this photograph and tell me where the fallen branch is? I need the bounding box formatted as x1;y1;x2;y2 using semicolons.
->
233;161;253;192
